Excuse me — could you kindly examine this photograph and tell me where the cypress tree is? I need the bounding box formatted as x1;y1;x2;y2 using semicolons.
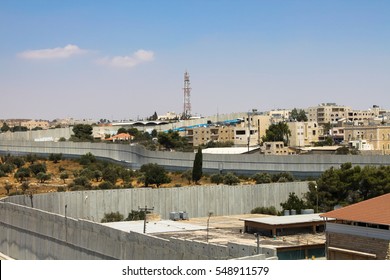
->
192;147;203;183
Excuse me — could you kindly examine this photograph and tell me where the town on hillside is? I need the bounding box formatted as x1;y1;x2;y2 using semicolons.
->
1;103;390;155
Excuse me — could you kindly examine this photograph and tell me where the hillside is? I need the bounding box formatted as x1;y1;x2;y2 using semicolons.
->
0;158;229;198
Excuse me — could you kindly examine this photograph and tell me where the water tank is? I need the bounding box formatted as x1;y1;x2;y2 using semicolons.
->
180;211;189;220
301;209;315;215
284;210;290;216
290;209;297;215
169;212;180;221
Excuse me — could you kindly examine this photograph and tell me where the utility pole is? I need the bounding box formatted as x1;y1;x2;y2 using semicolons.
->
138;205;154;234
254;232;261;254
206;212;213;243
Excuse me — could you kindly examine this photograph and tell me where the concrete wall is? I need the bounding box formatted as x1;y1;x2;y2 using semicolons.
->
2;140;390;177
0;128;73;141
0;202;273;260
3;182;309;221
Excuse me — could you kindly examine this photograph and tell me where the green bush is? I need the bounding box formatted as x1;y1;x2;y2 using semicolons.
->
210;173;224;185
252;173;272;184
125;210;149;221
223;172;240;185
251;206;278;215
101;212;124;223
98;181;114;190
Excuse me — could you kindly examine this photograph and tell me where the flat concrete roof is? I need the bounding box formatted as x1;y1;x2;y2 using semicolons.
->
241;214;328;226
103;220;207;234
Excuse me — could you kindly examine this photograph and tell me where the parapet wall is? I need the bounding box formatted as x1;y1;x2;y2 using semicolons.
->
4;182;309;222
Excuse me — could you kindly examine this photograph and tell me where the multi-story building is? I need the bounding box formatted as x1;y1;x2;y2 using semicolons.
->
185;126;235;147
288;121;321;147
307;103;351;125
347;105;387;124
344;124;390;154
238;113;271;146
268;109;291;124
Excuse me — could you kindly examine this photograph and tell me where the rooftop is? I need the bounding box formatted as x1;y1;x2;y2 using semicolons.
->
321;193;390;226
104;220;206;234
241;213;328;226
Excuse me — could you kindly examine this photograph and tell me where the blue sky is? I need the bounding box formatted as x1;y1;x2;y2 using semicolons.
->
1;0;389;120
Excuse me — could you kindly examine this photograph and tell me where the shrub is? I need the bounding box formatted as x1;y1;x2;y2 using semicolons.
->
271;172;294;182
29;162;47;176
125;210;149;221
223;172;240;185
101;212;124;223
98;181;114;190
57;186;66;192
0;163;15;174
49;153;63;163
252;173;272;184
210;173;224;185
251;206;278;215
36;172;51;183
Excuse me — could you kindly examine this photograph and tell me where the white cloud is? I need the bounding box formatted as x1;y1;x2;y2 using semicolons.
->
18;44;88;59
97;49;154;68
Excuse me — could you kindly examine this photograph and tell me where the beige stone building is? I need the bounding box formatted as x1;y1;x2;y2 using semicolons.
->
307;103;351;125
237;113;271;146
344;125;390;154
268;109;291;123
288;121;321;147
185;126;235;147
260;141;295;155
347;105;387;124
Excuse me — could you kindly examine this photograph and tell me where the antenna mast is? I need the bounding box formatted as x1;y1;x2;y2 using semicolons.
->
183;71;192;119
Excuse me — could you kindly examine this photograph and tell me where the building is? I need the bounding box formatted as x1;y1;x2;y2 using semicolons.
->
105;133;133;142
347;105;387;124
21;120;50;130
260;141;295;155
242;213;328;236
321;193;390;260
268;109;291;123
308;103;351;125
348;139;373;151
93;125;118;140
237;113;271;147
158;111;180;121
288;121;321;147
344;124;390;154
185;125;235;147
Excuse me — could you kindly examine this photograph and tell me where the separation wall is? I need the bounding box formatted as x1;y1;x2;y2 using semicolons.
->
4;182;309;221
0;202;274;260
2;140;390;177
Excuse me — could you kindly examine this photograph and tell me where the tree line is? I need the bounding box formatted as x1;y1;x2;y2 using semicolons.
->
277;162;390;214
